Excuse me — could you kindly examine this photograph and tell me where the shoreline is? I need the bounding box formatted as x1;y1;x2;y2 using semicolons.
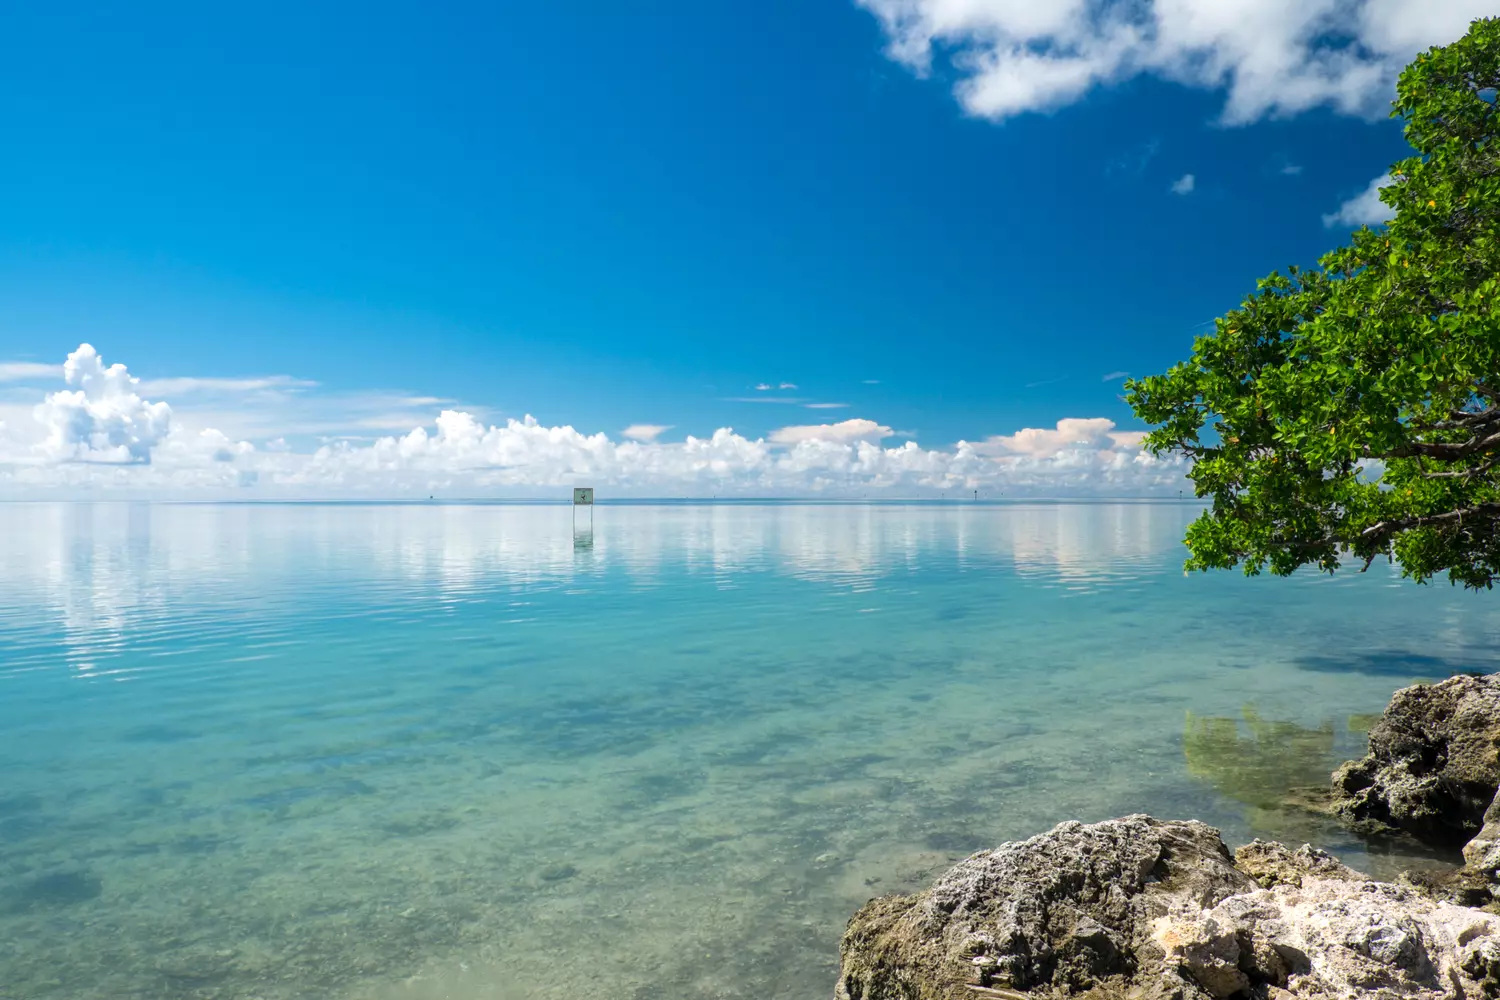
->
838;673;1500;999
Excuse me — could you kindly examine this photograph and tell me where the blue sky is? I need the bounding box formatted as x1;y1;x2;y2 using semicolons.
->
0;1;1481;496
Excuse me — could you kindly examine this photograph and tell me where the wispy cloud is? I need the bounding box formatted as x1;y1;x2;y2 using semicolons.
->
804;402;849;409
136;375;319;395
1102;371;1129;382
754;381;799;391
144;386;461;442
1280;162;1303;176
622;423;672;442
1106;139;1159;178
862;379;881;385
723;396;809;404
0;362;63;383
1170;173;1195;195
1024;376;1066;389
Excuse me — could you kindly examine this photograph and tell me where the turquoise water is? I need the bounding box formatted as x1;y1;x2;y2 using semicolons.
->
2;501;1498;1000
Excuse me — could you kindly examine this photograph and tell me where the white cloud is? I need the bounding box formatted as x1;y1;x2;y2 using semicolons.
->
622;423;672;442
135;374;319;395
1322;173;1396;228
157;388;461;443
0;346;1187;498
755;383;774;391
1280;162;1304;176
975;417;1146;458
31;344;174;464
862;379;881;385
754;381;799;391
1102;371;1129;381
0;362;62;383
856;0;1492;123
769;418;893;446
805;402;850;409
1170;173;1195;194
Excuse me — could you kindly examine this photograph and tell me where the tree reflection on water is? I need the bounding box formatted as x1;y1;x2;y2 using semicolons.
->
1183;706;1341;843
1183;705;1467;880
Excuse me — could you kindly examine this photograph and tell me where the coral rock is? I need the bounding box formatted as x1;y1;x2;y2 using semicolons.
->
1330;673;1500;846
836;816;1500;1000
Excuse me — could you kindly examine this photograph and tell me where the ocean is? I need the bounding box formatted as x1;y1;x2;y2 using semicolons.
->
2;500;1495;1000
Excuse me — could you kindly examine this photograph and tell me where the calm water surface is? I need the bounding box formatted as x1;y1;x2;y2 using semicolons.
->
2;501;1497;1000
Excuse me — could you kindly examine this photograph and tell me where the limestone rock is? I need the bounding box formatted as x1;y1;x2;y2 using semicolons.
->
1401;863;1499;911
1156;878;1500;999
1331;673;1500;845
836;816;1500;1000
1465;791;1500;878
836;816;1248;1000
1234;840;1362;889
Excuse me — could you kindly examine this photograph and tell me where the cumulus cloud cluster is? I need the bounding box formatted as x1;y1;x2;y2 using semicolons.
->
857;0;1491;123
0;345;1186;498
32;345;173;464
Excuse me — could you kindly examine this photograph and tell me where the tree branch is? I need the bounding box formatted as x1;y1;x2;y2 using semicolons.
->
1361;502;1500;541
1423;455;1500;479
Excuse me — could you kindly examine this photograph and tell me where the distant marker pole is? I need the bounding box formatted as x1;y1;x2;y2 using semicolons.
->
573;487;595;528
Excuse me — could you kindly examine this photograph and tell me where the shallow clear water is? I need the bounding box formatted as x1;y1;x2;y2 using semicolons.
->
2;501;1497;1000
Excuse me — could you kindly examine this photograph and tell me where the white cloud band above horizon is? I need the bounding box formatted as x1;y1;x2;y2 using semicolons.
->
0;345;1186;498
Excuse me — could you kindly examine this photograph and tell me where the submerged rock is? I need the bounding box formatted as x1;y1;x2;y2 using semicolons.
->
1330;673;1500;846
835;815;1500;1000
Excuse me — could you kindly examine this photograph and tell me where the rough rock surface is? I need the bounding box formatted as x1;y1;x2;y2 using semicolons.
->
836;816;1500;1000
1331;673;1500;846
1466;792;1500;879
1234;840;1362;890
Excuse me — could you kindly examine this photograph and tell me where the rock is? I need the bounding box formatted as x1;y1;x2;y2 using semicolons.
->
836;816;1248;1000
1157;879;1499;998
836;816;1500;1000
1331;672;1500;846
1465;791;1500;878
1234;840;1362;889
1401;863;1498;911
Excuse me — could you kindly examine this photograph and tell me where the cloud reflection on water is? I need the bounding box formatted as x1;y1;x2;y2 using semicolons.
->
0;503;1198;674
